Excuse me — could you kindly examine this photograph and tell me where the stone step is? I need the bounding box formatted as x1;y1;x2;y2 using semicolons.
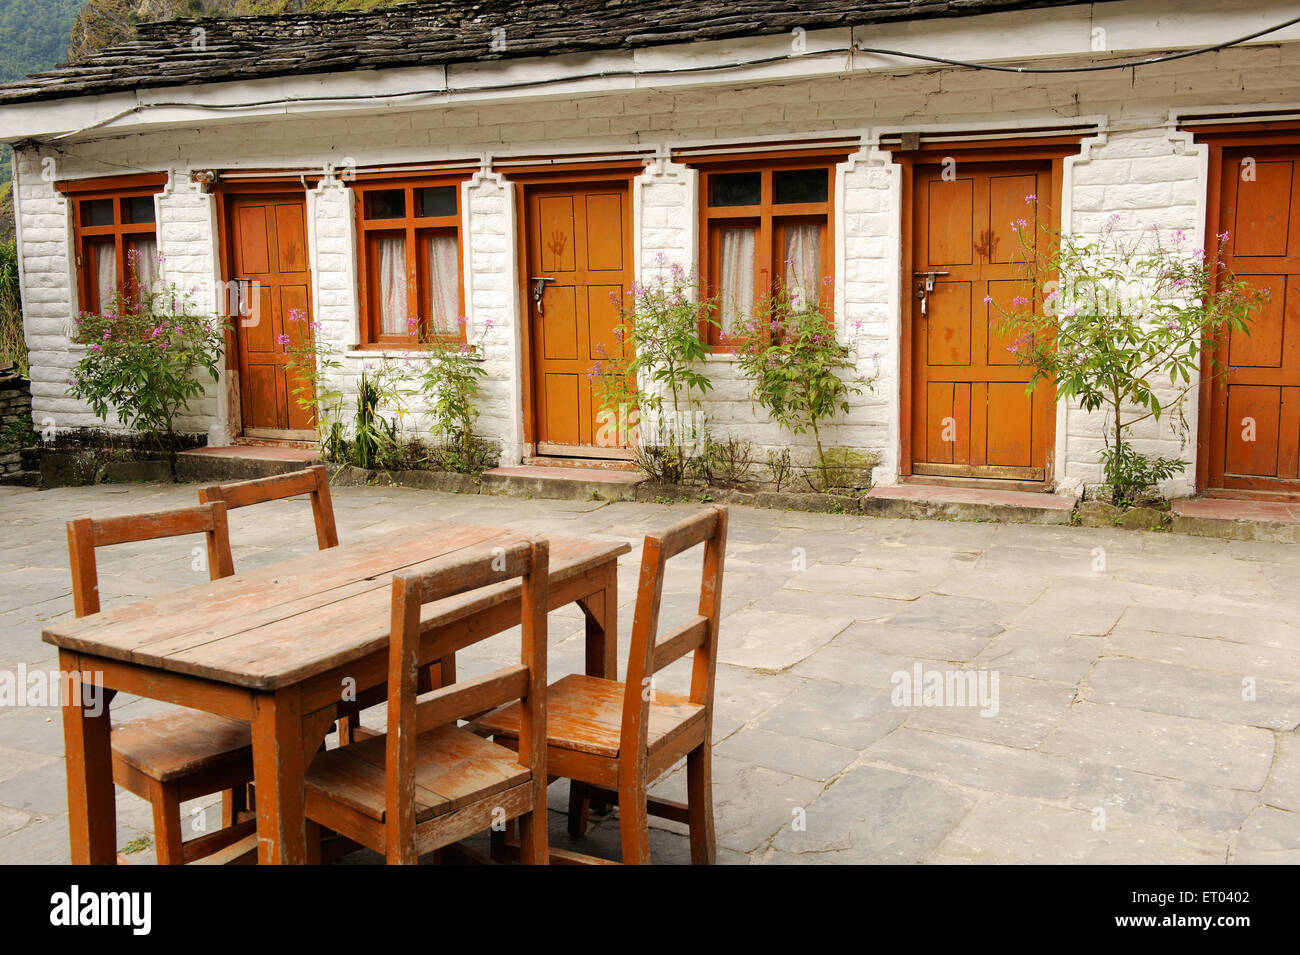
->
863;483;1075;525
1172;498;1300;543
176;445;321;483
480;465;644;502
0;470;41;487
522;455;638;472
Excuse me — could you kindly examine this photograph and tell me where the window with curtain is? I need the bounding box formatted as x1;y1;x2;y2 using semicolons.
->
354;179;466;346
700;163;833;348
66;181;163;316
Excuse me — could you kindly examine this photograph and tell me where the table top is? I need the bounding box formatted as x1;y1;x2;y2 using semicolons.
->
43;523;630;691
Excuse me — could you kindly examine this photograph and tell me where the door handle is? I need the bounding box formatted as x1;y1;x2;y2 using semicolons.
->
913;271;950;316
531;276;555;315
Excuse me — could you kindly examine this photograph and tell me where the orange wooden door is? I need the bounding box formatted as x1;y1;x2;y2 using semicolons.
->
910;160;1054;482
230;195;315;439
526;182;632;456
1207;146;1300;494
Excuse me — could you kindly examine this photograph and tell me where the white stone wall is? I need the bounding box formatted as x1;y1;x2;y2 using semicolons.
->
1056;128;1209;498
14;38;1300;490
154;173;225;440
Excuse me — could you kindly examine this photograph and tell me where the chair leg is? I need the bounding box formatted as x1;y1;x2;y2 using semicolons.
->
437;653;456;687
567;781;590;838
220;785;247;829
148;779;186;866
517;811;546;865
686;741;716;865
306;820;322;865
617;782;651;865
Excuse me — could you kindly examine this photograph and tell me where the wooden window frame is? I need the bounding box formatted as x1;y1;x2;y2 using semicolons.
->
696;158;836;350
351;176;469;349
61;174;167;317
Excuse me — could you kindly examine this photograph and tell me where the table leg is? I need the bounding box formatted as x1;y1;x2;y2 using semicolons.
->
251;690;308;864
573;561;620;825
578;561;619;681
60;650;117;865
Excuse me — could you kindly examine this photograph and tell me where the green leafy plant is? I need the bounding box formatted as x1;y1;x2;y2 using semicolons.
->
350;359;410;471
731;281;875;492
0;239;27;376
0;412;35;456
591;258;719;483
284;309;346;460
413;326;490;474
997;202;1267;503
67;258;224;479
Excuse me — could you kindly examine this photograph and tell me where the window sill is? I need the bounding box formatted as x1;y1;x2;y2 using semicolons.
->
344;345;482;361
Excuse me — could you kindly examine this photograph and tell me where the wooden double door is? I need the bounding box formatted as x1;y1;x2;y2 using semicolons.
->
909;159;1055;483
1205;144;1300;495
525;181;633;457
228;194;316;440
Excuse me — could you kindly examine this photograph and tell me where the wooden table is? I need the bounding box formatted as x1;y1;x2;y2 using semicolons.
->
43;523;630;865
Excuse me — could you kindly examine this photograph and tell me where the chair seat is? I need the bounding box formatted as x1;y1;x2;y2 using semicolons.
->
111;711;253;783
479;673;705;758
305;724;529;824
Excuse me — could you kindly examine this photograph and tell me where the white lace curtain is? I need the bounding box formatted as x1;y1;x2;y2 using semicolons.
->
427;234;459;336
718;227;756;338
130;237;158;303
377;236;408;335
92;240;116;312
783;224;821;309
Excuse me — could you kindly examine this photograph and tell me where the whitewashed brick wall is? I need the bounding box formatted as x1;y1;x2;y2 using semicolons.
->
154;173;224;439
13;148;84;433
1056;128;1207;498
14;38;1300;488
461;169;523;463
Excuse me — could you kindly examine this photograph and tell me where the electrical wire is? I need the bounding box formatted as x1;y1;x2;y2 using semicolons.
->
36;11;1300;144
855;12;1300;73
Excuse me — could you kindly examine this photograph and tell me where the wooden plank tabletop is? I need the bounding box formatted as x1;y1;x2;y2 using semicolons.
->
43;523;630;691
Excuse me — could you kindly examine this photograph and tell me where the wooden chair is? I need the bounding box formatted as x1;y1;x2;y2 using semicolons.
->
198;464;392;748
302;539;551;865
196;464;338;551
66;502;258;864
481;505;728;864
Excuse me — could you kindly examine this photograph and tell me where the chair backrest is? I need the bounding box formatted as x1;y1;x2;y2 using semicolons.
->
66;502;235;617
620;505;728;760
197;465;338;550
385;538;549;862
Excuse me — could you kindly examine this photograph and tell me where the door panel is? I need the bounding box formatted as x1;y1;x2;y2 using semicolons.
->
230;195;315;440
1207;146;1300;493
910;161;1053;482
527;182;633;456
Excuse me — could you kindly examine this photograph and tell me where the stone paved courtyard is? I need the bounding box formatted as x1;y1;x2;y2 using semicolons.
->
1;481;1298;864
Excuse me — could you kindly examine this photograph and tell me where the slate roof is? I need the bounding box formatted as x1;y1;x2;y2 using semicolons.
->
0;0;1104;105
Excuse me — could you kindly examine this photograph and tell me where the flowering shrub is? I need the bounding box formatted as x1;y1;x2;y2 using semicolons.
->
284;309;347;459
997;200;1266;504
413;316;489;473
730;279;875;491
67;269;224;478
590;259;718;483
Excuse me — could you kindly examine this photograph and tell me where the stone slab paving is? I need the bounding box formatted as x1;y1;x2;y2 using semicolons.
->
0;481;1297;865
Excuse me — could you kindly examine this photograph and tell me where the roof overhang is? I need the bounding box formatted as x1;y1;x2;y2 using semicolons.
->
2;0;1298;146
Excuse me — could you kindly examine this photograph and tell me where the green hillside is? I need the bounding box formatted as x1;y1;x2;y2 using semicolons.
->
0;0;83;83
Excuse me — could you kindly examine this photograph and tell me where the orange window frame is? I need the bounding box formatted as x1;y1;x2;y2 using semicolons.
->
62;174;166;317
352;177;469;348
696;159;835;349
